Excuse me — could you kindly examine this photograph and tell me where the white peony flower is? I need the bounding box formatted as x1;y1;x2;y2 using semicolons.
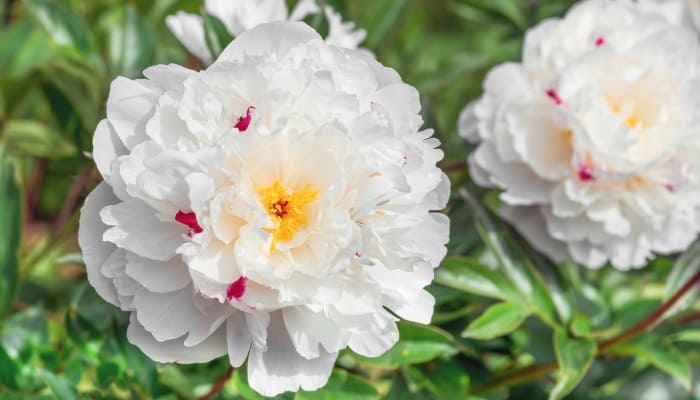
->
166;0;366;65
459;0;700;269
80;21;448;396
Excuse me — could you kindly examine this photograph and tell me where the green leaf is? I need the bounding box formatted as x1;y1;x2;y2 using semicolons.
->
460;0;528;30
435;257;522;301
458;188;560;326
403;359;470;400
0;19;54;79
2;119;76;158
0;345;19;389
615;337;692;391
203;13;233;60
365;0;410;50
39;370;78;400
97;362;120;387
462;302;531;340
664;239;700;318
24;0;94;58
352;322;457;368
296;370;380;400
108;6;157;77
0;147;21;320
550;328;596;400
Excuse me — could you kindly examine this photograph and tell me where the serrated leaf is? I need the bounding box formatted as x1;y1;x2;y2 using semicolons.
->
203;13;233;60
0;147;21;320
296;370;379;400
352;322;457;368
462;302;531;339
550;328;596;400
435;257;522;301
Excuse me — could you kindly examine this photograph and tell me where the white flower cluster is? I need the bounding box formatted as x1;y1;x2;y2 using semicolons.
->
80;22;448;396
461;0;700;269
166;0;366;64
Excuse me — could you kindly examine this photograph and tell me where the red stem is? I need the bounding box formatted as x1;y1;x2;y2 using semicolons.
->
198;366;234;400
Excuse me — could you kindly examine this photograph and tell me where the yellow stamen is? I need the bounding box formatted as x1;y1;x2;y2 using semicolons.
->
256;180;319;249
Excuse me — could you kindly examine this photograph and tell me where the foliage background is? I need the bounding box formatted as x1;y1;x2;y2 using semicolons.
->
1;0;700;399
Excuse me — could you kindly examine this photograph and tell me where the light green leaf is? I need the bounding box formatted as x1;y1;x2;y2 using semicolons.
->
108;6;157;77
435;257;522;301
203;13;233;60
39;370;78;400
296;370;379;400
550;328;597;400
352;322;457;368
462;302;531;340
2;119;76;158
24;0;94;57
614;336;692;391
0;147;21;320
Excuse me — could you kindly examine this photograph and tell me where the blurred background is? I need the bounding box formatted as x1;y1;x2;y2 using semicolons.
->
2;0;700;399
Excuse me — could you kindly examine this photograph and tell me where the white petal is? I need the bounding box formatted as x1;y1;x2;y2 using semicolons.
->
133;285;201;341
106;77;160;149
127;314;226;363
101;198;185;261
124;253;190;293
217;21;321;63
348;310;399;357
93;119;127;184
165;12;213;64
283;306;350;359
226;311;253;367
78;182;120;307
247;312;336;396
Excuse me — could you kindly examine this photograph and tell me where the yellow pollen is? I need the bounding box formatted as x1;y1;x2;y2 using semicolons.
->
256;180;319;248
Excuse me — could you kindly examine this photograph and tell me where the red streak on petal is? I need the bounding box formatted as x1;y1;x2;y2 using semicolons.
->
226;277;247;301
578;165;595;182
234;106;255;132
664;183;678;193
546;89;562;105
175;211;203;234
595;36;605;47
354;251;362;257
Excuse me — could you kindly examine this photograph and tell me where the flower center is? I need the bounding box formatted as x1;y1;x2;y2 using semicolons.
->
257;180;319;247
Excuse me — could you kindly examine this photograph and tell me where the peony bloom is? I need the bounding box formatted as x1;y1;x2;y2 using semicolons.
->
459;0;700;269
80;21;448;396
166;0;366;65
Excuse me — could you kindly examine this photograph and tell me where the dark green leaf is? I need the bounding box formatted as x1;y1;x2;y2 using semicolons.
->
550;328;596;400
364;0;410;50
97;362;120;388
0;147;21;319
615;337;692;391
0;345;18;389
203;13;233;60
403;359;469;400
462;302;531;339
